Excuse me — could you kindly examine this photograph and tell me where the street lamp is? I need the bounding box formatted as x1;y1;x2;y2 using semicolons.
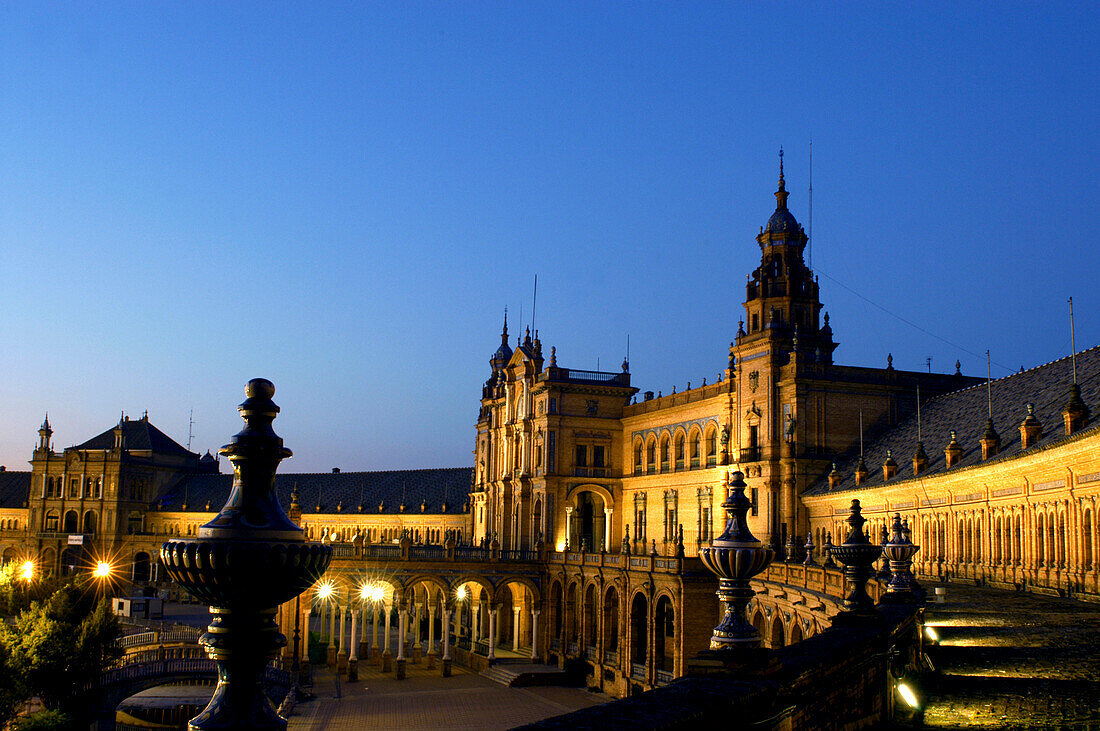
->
20;561;34;582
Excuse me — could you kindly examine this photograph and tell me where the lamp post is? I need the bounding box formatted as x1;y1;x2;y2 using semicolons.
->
161;379;332;730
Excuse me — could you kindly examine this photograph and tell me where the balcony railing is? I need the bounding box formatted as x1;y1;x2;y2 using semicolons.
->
631;663;646;680
604;649;618;665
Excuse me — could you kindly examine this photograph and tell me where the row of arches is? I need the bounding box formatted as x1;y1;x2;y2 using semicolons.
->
549;579;677;675
633;423;720;475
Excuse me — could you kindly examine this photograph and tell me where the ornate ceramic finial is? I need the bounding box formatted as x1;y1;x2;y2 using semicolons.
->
698;471;775;650
803;533;816;566
828;500;883;613
955;359;962;375
501;307;508;343
621;524;631;554
887;353;894;370
882;512;922;600
161;379;331;730
549;346;557;367
778;147;785;190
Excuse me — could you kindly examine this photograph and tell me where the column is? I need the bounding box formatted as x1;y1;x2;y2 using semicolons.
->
359;602;369;661
337;601;348;672
488;604;498;660
397;606;407;660
428;602;437;654
605;508;614;552
349;606;358;661
472;603;480;643
414;602;422;648
384;602;392;654
530;609;539;660
512;606;521;652
565;507;574;549
372;602;380;657
442;606;453;678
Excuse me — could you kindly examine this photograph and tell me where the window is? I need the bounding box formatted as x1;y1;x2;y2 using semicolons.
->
701;506;712;541
664;490;678;541
69;479;80;499
646;440;656;474
575;445;587;468
44;511;59;532
752;313;759;332
634;441;642;473
549;398;557;414
634;493;647;542
675;435;685;470
593;445;605;468
690;433;701;467
751;488;759;517
706;430;717;466
547;431;556;472
660;437;670;471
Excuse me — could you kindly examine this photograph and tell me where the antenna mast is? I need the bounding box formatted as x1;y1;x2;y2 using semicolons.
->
1070;296;1078;383
531;274;538;334
859;410;864;456
986;350;993;419
186;409;194;451
808;138;813;270
916;384;922;442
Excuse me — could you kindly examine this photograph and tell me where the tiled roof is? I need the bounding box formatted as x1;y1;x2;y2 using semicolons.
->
72;418;195;458
807;346;1100;495
159;467;473;515
0;472;30;510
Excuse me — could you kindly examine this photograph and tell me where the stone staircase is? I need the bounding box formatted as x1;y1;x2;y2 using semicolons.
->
479;660;574;688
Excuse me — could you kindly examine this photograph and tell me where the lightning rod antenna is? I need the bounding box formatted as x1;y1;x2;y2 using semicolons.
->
808;138;813;270
186;409;194;452
1070;297;1078;384
531;274;538;334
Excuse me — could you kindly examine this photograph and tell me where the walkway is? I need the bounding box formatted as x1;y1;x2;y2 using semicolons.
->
286;663;610;730
921;583;1100;728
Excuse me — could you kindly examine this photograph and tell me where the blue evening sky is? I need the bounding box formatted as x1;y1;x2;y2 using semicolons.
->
0;3;1097;472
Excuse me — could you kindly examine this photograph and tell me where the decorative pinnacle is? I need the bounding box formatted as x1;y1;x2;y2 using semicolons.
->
778;147;785;190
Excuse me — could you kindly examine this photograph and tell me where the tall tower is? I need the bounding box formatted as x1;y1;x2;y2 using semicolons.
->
738;149;834;360
732;152;835;549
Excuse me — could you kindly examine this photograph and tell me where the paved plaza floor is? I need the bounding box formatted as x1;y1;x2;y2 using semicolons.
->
285;661;611;730
919;583;1100;729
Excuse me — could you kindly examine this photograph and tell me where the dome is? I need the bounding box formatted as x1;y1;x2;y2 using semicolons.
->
765;208;800;234
492;341;513;364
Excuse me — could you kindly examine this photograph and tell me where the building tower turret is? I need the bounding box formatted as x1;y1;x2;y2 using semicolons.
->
37;413;52;453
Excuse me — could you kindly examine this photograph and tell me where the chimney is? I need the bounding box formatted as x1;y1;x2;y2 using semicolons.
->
1062;383;1089;435
828;462;841;489
882;450;898;481
1019;402;1043;448
912;442;929;475
944;430;962;468
980;419;1001;460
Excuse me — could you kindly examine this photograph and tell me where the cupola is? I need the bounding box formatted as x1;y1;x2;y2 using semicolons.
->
944;430;962;468
912;442;929;475
980;419;1001;460
1019;402;1043;448
882;450;898;481
1062;383;1089;435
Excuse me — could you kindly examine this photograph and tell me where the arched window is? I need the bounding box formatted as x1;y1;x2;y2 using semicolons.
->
603;587;620;653
659;436;670;472
633;441;643;474
655;595;675;673
63;510;78;534
583;585;597;649
690;431;701;468
83;510;97;535
551;582;563;642
1085;509;1094;570
674;434;685;470
630;594;648;666
705;428;717;466
646;440;656;475
770;616;785;648
133;552;151;583
1037;514;1045;566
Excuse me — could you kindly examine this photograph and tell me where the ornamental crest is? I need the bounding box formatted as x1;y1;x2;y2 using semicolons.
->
749;370;760;393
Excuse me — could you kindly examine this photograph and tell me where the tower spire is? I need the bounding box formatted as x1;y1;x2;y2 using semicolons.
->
775;147;789;210
501;307;509;344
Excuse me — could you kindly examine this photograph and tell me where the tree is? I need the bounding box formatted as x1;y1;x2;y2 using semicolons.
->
4;584;121;719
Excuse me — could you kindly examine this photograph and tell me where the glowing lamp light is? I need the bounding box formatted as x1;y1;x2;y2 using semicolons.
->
925;626;939;642
20;561;33;581
359;584;371;600
556;541;566;552
456;586;468;601
897;682;919;709
370;586;384;602
94;562;111;578
317;582;334;600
